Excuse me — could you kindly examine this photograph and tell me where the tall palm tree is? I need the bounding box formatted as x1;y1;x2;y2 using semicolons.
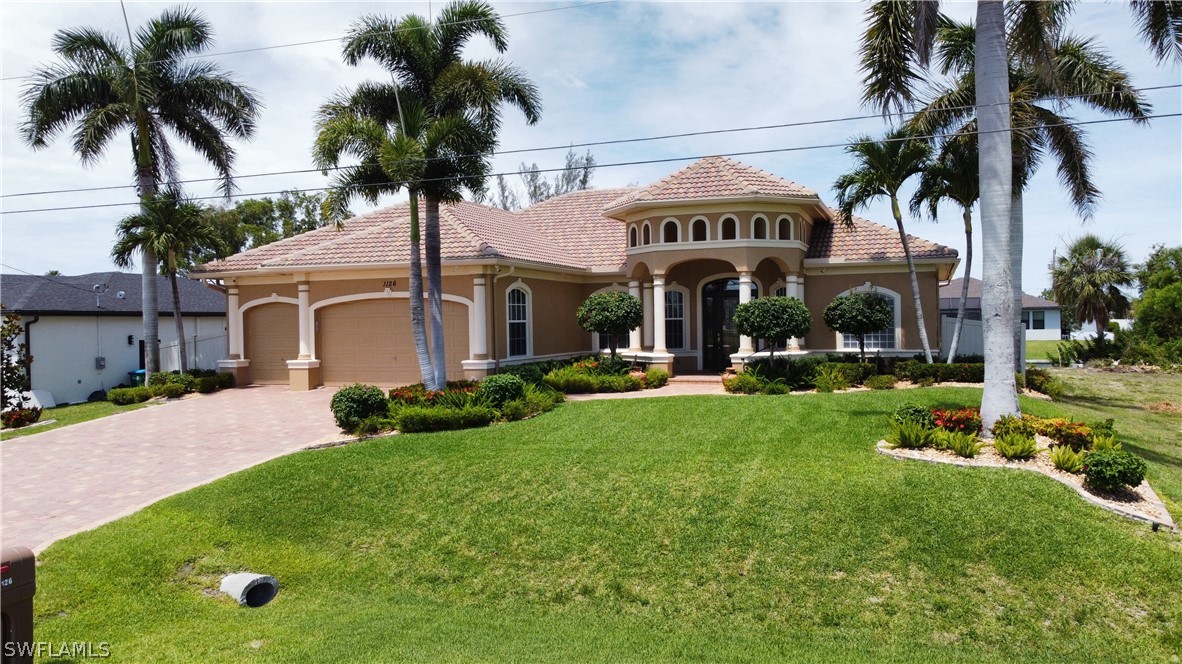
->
313;84;493;391
910;134;979;363
112;190;220;373
340;1;541;389
834;128;935;362
857;0;1180;429
20;7;261;382
1051;235;1133;353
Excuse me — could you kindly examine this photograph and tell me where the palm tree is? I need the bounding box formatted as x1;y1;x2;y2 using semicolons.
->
20;7;261;382
112;190;220;373
857;0;1180;429
340;1;541;389
834;128;935;362
910;135;979;363
314;85;493;391
1052;235;1133;353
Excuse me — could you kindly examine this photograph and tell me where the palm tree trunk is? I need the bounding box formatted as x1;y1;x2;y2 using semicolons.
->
136;167;160;383
891;195;934;363
170;265;188;373
407;193;436;390
1011;191;1026;376
976;0;1020;431
946;209;973;364
425;195;447;389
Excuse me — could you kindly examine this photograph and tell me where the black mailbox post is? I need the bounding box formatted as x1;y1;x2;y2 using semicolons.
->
1;546;35;664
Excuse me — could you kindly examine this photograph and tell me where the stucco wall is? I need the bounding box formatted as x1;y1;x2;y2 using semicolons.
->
28;315;226;404
803;270;941;353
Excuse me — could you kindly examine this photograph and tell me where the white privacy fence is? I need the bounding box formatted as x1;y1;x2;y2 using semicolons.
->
160;333;227;372
941;316;1026;363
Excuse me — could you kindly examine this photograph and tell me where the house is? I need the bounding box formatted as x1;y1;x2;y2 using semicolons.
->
0;272;227;404
192;157;959;389
939;276;1062;341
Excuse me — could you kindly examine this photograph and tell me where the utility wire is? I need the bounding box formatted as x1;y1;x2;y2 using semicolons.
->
0;0;616;83
0;262;114;295
3;111;1178;216
3;83;1179;200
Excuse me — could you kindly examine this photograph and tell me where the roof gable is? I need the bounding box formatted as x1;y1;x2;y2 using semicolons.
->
605;156;819;213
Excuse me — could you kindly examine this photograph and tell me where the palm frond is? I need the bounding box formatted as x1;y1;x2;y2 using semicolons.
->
435;59;541;125
134;6;213;66
163;111;236;195
859;1;926;117
71;102;132;163
160;60;263;139
434;0;508;59
933;14;974;76
1006;0;1074;89
52;27;128;67
1129;0;1182;64
1053;35;1150;122
1031;105;1099;219
20;64;120;148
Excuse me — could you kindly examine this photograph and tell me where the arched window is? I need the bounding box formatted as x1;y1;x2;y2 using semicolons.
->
629;226;638;248
777;216;792;240
642;223;652;245
752;216;768;240
665;289;686;350
840;288;899;350
720;217;737;240
691;218;708;242
775;286;787;297
507;286;530;357
662;220;680;243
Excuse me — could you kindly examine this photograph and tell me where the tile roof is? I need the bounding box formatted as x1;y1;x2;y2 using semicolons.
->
806;214;959;262
0;272;225;315
940;277;1059;309
605;156;818;212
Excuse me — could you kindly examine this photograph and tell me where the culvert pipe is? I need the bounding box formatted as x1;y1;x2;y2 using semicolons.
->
220;573;279;607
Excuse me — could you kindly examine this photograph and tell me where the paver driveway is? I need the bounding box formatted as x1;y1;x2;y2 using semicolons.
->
1;385;338;552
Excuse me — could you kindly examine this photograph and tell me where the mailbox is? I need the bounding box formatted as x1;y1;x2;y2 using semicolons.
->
1;546;35;664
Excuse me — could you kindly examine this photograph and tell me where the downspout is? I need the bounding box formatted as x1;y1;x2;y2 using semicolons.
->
491;266;516;372
23;315;39;389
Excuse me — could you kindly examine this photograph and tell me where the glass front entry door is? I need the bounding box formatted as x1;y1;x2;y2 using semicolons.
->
701;278;752;371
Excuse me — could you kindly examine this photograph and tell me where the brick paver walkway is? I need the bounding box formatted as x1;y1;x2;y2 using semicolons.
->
1;385;338;552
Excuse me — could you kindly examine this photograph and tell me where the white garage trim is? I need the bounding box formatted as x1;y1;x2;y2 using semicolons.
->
308;291;473;360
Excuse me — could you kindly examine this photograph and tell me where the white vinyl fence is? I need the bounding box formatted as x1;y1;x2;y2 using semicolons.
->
941;316;1026;363
160;333;227;372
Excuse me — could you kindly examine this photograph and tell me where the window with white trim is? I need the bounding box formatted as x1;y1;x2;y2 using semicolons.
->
721;217;737;240
691;218;708;241
842;292;896;349
1023;310;1046;330
753;217;768;239
662;220;679;243
642;223;651;245
665;290;686;350
777;217;792;240
629;226;638;247
598;332;629;351
507;287;529;357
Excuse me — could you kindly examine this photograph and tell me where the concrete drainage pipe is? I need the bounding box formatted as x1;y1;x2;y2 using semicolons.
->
220;573;279;607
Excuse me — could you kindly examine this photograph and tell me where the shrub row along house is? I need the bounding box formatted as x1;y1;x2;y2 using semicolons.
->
193;157;959;389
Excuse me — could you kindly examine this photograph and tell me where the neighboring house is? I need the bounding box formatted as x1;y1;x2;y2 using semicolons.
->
0;272;227;404
939;277;1062;341
193;157;959;389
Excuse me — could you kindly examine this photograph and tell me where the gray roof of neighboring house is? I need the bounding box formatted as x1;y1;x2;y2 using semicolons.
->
939;277;1059;311
0;272;225;316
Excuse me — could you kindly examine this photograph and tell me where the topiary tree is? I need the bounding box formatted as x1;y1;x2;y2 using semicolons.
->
732;296;812;362
823;291;893;362
576;291;644;359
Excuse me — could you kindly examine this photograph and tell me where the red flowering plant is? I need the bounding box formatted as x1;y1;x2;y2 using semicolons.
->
1031;417;1092;451
930;407;982;434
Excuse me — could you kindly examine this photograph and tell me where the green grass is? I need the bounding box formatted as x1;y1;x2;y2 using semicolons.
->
32;389;1182;662
1025;340;1063;361
1;400;154;440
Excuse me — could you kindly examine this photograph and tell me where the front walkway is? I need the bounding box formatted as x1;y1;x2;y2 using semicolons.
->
1;385;338;553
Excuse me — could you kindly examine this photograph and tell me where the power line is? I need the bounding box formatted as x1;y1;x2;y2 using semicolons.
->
0;262;115;296
0;0;616;83
3;111;1178;216
4;83;1179;200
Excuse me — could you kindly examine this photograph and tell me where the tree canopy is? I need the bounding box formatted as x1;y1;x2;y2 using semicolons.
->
823;292;894;362
576;292;643;359
732;297;812;359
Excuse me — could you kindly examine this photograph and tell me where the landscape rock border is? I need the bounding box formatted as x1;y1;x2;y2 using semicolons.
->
876;440;1176;532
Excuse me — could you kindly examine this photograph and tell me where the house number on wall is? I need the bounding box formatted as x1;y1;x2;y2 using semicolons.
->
382;280;398;289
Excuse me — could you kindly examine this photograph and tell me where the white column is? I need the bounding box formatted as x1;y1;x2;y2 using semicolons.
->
794;275;806;350
226;286;240;358
472;276;488;359
297;282;311;359
652;276;667;353
642;282;655;349
628;280;642;351
786;275;798;300
738;271;754;353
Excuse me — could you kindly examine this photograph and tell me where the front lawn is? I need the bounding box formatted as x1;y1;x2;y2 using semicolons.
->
32;389;1181;662
1026;339;1063;361
0;400;154;440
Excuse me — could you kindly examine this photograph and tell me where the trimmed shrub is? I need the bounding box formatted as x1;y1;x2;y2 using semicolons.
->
886;420;937;449
916;377;935;388
331;384;389;433
499;362;546;385
543;366;598;394
499;399;530;421
147;371;197;393
1025;366;1065;399
150;383;186;399
216;371;236;389
894;361;985;384
891;403;934;429
1050;445;1085;473
396;405;497;433
992;414;1036;439
595;374;643;393
864;374;897;390
942;430;984;458
1083;449;1148;492
480;374;526;407
195;376;220;394
723;372;764;394
645;368;670;388
108;386;151;405
994;433;1037;460
813;365;851;393
817;362;876;386
931;407;982;434
354;416;392;438
1;407;42;429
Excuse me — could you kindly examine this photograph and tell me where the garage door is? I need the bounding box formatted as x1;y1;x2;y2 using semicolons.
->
317;298;469;386
244;303;299;384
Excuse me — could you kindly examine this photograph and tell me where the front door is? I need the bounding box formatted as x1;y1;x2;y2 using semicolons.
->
702;278;746;371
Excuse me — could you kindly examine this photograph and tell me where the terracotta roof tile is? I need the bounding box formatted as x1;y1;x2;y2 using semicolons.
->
605;156;818;211
806;213;958;262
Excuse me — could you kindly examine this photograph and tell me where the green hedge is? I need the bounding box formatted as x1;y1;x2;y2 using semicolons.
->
396;406;498;433
893;361;984;383
149;383;186;399
817;362;876;385
108;387;151;405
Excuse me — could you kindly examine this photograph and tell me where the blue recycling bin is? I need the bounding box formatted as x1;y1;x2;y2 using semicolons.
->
129;369;146;387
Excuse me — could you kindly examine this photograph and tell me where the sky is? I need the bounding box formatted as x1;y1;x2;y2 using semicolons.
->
2;0;1180;296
